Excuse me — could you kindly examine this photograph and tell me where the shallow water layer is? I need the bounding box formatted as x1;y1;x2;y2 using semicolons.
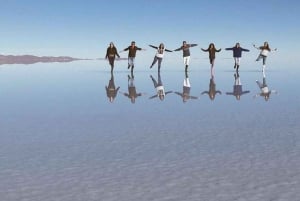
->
0;61;299;201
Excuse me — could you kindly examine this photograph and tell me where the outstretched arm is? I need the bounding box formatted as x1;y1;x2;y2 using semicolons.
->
174;47;182;51
190;44;198;47
149;45;157;49
225;47;233;50
201;48;208;52
165;48;173;52
252;44;260;50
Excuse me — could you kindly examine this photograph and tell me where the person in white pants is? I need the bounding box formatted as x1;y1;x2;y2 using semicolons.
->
174;41;198;72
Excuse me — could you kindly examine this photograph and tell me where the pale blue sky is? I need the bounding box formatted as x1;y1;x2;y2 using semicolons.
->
1;0;299;63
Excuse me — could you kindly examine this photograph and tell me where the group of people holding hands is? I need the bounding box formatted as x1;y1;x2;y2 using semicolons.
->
105;41;277;72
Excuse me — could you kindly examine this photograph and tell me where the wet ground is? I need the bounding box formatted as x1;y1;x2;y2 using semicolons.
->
0;60;299;201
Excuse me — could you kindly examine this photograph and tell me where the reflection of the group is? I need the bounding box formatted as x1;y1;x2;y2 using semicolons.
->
149;71;172;101
254;70;277;101
174;71;198;102
105;72;120;103
201;71;221;101
120;72;143;104
226;71;250;100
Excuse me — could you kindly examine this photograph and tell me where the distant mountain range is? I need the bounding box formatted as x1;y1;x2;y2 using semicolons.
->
0;54;90;65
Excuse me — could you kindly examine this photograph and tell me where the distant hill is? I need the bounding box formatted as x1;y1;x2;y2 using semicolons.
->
0;54;90;65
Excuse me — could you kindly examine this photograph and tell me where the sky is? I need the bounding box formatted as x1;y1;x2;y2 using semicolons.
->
1;0;299;64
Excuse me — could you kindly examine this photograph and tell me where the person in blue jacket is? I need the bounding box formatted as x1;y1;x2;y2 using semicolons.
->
225;43;249;70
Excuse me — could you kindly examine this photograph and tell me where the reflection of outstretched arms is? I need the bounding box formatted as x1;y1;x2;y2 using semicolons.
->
189;96;198;99
149;94;158;99
121;92;130;98
174;92;183;97
241;90;250;95
175;92;198;99
165;91;173;95
226;92;234;95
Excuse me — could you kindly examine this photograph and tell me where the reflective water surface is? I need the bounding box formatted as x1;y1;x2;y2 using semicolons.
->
0;60;299;201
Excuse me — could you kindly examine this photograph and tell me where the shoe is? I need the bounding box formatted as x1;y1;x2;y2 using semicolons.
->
234;64;236;69
128;64;130;69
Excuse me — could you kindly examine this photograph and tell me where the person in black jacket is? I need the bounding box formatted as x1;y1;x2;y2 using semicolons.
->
105;42;120;72
105;72;120;103
201;43;221;73
174;41;198;72
225;43;249;70
120;41;146;72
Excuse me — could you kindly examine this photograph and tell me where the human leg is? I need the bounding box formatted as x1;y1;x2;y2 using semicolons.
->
184;56;190;71
109;57;115;71
157;58;163;71
150;56;158;68
128;57;135;69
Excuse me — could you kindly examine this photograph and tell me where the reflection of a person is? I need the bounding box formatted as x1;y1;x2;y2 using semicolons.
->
254;71;277;101
174;71;198;102
149;71;172;101
201;74;222;101
121;72;142;104
105;72;120;103
226;72;250;100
